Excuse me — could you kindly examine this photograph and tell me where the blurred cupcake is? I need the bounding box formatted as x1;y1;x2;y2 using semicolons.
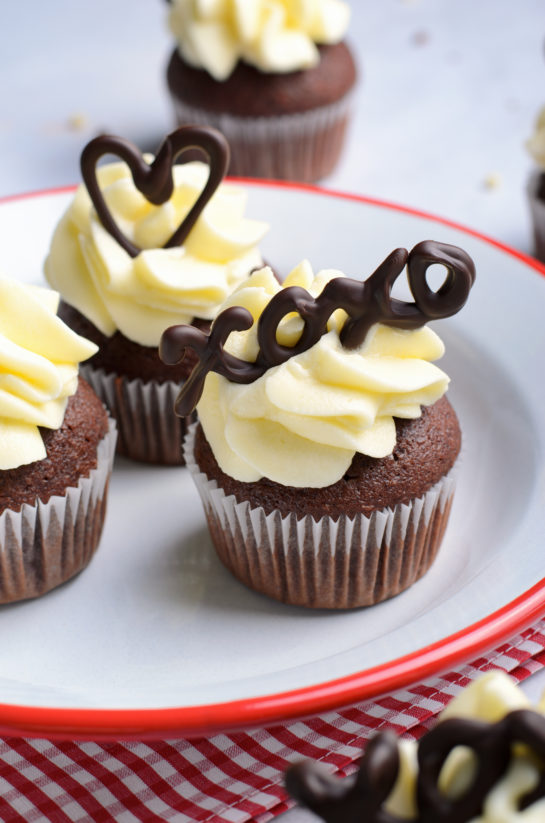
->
161;241;475;609
286;671;545;821
0;276;115;603
526;106;545;263
44;125;268;464
166;0;357;182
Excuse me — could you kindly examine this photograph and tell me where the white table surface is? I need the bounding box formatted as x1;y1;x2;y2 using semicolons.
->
1;0;545;815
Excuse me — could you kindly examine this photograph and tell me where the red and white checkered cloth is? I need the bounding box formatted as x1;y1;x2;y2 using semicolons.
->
2;620;545;822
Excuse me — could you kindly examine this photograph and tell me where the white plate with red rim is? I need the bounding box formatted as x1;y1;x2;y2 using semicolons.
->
0;181;544;741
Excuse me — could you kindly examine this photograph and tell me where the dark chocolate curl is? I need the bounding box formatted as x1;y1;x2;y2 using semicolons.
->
160;307;263;416
285;733;400;823
285;707;545;823
407;240;476;320
80;125;229;258
161;241;476;417
417;717;511;823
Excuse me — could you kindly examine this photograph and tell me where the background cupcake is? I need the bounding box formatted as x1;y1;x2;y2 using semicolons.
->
286;671;545;820
166;0;357;182
526;106;545;263
161;240;475;609
45;125;268;464
0;276;116;603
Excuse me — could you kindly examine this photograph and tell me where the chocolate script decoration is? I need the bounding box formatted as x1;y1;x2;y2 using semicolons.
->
285;709;545;823
160;307;262;416
80;125;230;258
160;240;475;415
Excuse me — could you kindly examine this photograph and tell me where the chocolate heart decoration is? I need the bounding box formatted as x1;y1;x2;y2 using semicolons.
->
80;126;230;258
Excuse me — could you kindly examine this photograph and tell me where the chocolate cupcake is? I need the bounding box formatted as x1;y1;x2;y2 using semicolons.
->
44;125;268;464
161;241;475;609
286;671;545;821
526;106;545;263
166;0;357;182
0;277;116;603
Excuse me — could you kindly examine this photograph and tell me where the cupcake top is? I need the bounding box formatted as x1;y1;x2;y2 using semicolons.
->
168;0;351;81
286;671;545;822
161;241;475;488
526;106;545;168
44;127;268;347
0;276;98;470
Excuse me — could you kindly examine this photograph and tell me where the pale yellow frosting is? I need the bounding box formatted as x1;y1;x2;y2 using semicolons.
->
0;277;98;470
44;160;268;347
527;106;545;169
197;262;449;488
168;0;350;81
384;672;545;822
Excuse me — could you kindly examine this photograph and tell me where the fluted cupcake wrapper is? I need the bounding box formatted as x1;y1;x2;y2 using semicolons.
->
184;423;456;609
527;170;545;264
0;419;116;604
81;366;189;465
170;93;354;182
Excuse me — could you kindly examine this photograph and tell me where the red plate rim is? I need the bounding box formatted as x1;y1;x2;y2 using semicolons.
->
1;180;545;741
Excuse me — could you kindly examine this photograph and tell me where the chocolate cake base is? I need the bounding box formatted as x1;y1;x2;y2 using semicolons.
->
0;378;116;603
193;397;460;519
58;301;204;384
0;377;108;513
167;43;357;117
185;399;460;609
58;301;204;465
166;44;357;181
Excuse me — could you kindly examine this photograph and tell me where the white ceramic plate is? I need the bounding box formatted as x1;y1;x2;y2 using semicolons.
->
0;183;544;740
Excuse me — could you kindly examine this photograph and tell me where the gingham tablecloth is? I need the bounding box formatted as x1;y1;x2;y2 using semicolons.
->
2;620;545;823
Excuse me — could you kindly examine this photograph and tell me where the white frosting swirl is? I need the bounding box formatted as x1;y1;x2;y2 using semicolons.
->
0;277;98;470
527;105;545;169
168;0;351;81
44;160;268;347
197;262;449;488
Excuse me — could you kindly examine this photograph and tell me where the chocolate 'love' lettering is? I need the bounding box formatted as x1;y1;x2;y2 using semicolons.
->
160;240;475;416
80;126;229;258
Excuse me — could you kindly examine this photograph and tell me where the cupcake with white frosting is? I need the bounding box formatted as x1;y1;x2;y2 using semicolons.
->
526;106;545;263
161;240;475;608
286;671;545;821
0;276;116;603
165;0;357;182
45;125;268;464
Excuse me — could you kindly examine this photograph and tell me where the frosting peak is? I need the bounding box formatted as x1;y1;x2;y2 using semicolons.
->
44;159;268;346
0;277;98;470
168;0;351;80
193;263;451;487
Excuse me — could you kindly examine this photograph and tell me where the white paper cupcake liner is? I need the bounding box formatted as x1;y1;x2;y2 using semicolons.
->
81;365;189;465
170;93;354;182
0;419;116;604
184;423;457;609
527;170;545;263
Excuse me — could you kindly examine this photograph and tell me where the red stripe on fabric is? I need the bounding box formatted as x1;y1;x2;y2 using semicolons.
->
0;793;29;823
298;715;366;763
407;685;452;707
332;706;408;736
133;740;249;821
375;695;434;722
227;729;293;772
0;746;75;823
102;741;231;822
52;740;164;823
193;734;287;801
